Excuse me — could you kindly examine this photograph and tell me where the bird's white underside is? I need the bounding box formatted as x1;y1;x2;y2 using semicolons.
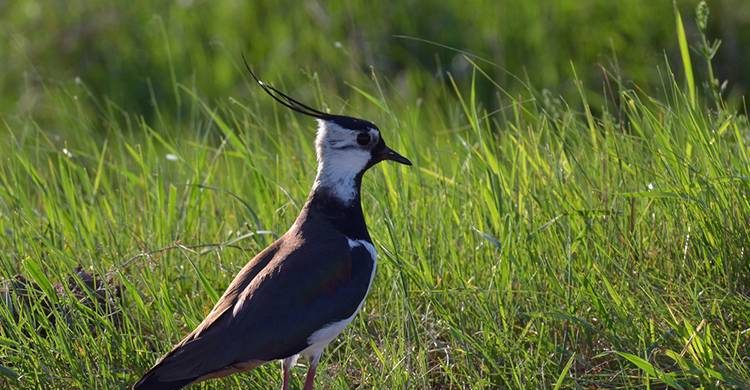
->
292;238;376;362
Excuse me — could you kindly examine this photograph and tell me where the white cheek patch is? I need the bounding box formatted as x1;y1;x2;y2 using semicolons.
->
317;120;357;149
313;121;373;203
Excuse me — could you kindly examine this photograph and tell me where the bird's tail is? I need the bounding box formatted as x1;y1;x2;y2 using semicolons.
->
132;360;197;390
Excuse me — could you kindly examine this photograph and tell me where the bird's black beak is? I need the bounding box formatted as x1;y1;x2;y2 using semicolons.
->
380;146;412;166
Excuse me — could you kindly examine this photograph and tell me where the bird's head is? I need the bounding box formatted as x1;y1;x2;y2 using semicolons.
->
244;59;411;203
314;115;411;170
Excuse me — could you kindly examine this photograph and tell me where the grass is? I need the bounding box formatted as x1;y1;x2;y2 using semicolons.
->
1;2;750;389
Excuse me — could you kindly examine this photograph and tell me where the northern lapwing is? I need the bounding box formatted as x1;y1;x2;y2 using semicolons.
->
133;62;411;390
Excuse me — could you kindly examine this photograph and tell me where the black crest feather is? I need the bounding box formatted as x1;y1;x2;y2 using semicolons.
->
242;55;377;132
242;54;333;120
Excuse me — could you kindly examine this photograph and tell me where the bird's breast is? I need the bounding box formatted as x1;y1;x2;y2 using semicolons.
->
301;238;377;358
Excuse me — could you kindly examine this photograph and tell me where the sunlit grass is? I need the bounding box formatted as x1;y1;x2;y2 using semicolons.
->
0;51;748;389
1;2;749;386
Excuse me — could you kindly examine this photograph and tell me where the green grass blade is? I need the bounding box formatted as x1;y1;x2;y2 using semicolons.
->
674;3;695;107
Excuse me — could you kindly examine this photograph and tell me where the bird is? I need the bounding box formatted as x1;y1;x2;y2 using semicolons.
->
133;60;412;390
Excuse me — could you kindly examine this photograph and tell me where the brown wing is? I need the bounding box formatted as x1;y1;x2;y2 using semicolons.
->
181;238;283;342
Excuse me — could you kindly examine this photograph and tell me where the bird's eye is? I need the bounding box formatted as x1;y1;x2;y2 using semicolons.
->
356;132;371;146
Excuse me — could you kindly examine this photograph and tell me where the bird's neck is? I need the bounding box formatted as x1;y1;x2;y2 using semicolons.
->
295;165;370;240
311;160;364;205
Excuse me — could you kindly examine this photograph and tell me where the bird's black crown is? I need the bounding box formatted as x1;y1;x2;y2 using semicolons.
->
326;115;377;132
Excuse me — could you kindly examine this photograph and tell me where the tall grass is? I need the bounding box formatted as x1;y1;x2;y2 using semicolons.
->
1;3;749;390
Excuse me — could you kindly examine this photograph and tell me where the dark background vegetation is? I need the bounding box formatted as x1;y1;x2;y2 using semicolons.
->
2;0;749;127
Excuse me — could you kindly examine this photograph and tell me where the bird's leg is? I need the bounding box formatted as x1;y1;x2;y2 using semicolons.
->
281;366;290;390
281;355;298;390
302;353;321;390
